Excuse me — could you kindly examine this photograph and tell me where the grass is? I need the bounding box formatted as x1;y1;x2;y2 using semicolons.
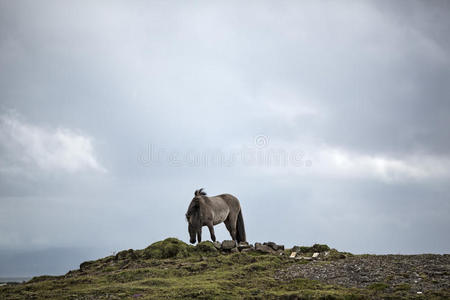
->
0;238;448;299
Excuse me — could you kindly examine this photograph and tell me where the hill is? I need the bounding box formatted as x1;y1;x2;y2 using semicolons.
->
0;238;448;299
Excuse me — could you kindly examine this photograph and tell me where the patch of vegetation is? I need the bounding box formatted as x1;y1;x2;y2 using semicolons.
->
302;244;331;253
1;239;448;299
195;241;218;254
368;282;389;291
143;237;194;259
394;283;411;291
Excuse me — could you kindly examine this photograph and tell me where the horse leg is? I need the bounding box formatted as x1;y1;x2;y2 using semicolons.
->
225;216;238;241
197;227;202;243
207;223;216;242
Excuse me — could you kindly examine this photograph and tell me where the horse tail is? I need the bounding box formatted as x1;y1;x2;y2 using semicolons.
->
236;209;246;243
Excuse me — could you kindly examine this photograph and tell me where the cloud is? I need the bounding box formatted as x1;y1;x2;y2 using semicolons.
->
0;113;106;174
314;146;450;183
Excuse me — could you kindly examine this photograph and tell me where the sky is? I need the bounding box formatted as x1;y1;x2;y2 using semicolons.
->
0;0;449;277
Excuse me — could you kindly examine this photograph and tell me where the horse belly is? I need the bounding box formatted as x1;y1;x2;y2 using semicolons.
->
213;209;229;225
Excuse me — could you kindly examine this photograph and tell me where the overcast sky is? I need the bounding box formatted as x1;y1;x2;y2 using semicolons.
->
1;0;449;276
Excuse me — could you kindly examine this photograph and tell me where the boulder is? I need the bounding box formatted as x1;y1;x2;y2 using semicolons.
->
79;260;95;271
143;238;192;259
237;242;252;251
255;243;275;254
221;240;237;250
264;242;276;248
295;256;312;261
292;246;302;253
115;249;137;261
292;244;330;253
241;248;254;253
264;242;285;251
196;241;218;253
213;241;222;250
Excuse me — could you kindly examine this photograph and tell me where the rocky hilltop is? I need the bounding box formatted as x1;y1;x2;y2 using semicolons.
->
0;238;448;299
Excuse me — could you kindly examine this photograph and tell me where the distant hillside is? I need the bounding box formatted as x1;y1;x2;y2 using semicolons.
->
1;238;448;299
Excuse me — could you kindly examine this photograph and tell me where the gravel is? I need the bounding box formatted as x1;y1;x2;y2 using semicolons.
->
275;254;450;295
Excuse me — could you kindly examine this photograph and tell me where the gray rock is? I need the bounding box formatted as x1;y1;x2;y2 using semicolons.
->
241;248;254;253
115;249;137;261
264;242;276;248
237;242;251;251
221;240;237;250
296;256;312;261
79;260;94;271
264;242;285;251
292;246;301;253
255;243;275;254
275;244;285;251
213;241;222;250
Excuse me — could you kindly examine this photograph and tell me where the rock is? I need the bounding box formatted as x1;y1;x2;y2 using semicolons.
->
143;238;191;259
196;241;218;253
264;242;276;248
292;244;330;253
297;256;312;261
80;260;95;271
311;244;330;252
237;242;252;251
241;248;254;253
289;252;297;258
255;243;275;254
292;246;302;253
312;252;320;259
221;240;237;250
231;247;239;253
213;241;222;250
264;242;284;251
115;249;137;261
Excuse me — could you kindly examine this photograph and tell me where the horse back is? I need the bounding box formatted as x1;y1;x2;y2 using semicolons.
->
213;194;241;212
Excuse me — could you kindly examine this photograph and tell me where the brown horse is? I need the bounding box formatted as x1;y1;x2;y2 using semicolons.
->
185;188;246;244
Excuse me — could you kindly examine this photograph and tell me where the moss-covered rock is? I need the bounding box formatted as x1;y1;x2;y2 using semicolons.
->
143;238;194;259
115;249;138;261
294;244;331;253
195;241;218;254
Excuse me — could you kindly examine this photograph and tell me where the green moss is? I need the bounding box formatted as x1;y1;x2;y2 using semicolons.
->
394;283;411;291
297;244;331;253
368;282;389;291
195;241;218;254
2;240;449;300
143;237;194;259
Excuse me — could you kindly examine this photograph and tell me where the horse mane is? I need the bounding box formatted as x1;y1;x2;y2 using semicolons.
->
186;189;206;221
195;188;207;196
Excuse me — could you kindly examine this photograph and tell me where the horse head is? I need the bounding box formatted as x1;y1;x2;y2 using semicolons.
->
186;188;207;243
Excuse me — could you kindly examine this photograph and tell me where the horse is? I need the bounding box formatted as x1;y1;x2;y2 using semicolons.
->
185;188;246;244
